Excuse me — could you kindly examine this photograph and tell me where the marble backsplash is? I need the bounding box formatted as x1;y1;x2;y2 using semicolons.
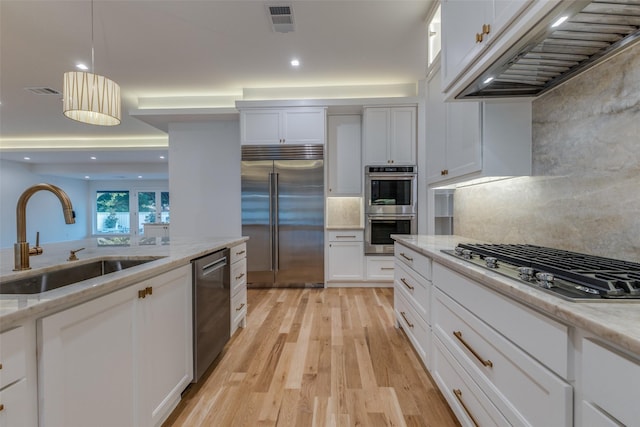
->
454;43;640;262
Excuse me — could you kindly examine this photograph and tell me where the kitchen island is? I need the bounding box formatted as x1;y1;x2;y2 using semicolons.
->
393;234;640;427
0;235;247;427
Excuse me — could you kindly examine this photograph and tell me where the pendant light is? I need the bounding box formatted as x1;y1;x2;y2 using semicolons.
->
63;0;121;126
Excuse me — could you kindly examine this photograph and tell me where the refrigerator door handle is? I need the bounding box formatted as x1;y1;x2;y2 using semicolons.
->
273;172;279;273
268;172;275;273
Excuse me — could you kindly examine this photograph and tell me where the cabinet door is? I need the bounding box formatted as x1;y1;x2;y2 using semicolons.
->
282;108;325;144
363;108;390;165
328;115;362;195
0;380;29;427
441;0;489;91
425;68;447;183
390;107;416;165
240;109;282;145
327;241;364;281
39;286;139;427
140;265;192;427
445;100;482;180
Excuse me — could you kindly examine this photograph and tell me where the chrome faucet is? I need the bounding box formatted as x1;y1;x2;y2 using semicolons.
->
14;183;75;271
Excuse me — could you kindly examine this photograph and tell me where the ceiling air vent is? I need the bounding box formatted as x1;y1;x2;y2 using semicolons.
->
266;4;295;33
24;87;61;95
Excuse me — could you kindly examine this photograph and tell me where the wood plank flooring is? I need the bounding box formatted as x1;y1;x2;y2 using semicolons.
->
163;288;459;427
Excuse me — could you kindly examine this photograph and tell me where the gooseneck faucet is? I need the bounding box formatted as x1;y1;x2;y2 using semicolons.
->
14;183;76;271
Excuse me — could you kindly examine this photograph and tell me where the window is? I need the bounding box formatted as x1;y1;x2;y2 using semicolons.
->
137;191;170;234
96;191;130;234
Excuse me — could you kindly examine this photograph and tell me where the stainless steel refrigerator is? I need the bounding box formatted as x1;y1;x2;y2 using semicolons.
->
241;145;324;288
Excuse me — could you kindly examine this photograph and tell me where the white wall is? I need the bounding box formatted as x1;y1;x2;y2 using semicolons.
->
168;120;241;239
0;159;90;248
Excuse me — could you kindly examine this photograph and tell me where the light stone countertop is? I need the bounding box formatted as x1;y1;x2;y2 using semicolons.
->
0;236;248;329
393;234;640;356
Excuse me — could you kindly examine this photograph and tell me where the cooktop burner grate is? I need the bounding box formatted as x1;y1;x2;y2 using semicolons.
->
451;244;640;299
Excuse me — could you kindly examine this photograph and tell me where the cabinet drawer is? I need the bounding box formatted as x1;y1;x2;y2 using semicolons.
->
582;338;640;427
231;287;247;332
231;258;247;296
433;262;569;377
0;326;26;388
0;378;28;427
394;244;431;280
395;290;431;367
328;230;363;242
366;256;394;281
230;243;247;265
432;337;509;427
394;261;430;324
581;401;623;427
434;289;572;426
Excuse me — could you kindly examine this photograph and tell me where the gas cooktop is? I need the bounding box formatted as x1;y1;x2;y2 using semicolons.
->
442;243;640;302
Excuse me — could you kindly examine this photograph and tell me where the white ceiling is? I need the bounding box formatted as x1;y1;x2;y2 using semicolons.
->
0;0;432;179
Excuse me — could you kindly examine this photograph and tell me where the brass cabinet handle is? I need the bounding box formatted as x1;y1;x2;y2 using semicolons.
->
400;312;414;328
336;235;357;239
453;331;493;368
476;32;483;43
146;286;153;296
453;389;479;427
138;289;146;299
0;363;3;370
400;278;414;290
483;23;491;35
0;403;4;412
235;272;246;280
236;249;246;256
381;267;394;271
236;303;246;311
400;252;414;262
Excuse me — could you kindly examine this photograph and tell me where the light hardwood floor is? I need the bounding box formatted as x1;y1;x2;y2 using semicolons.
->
164;288;459;427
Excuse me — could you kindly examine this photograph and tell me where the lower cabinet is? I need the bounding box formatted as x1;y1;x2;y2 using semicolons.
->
326;230;365;285
365;256;394;281
230;242;248;335
38;265;192;427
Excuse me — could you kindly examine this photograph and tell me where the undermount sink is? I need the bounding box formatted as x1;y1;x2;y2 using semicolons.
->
0;257;165;295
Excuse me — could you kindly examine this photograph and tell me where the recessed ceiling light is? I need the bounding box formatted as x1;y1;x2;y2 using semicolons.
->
290;59;300;67
483;76;494;84
24;157;31;160
551;16;568;28
159;155;165;159
84;176;90;179
138;175;143;179
90;156;97;160
76;63;89;71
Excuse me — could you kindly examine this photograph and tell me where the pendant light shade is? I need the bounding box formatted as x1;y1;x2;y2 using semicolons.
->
63;71;121;126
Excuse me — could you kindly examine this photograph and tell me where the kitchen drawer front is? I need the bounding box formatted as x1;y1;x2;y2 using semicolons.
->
0;378;29;427
432;337;509;427
0;326;26;388
394;261;430;324
582;338;640;427
366;256;394;281
230;242;247;265
581;401;623;427
231;286;248;331
434;288;573;427
394;243;431;280
328;230;363;242
433;262;569;378
231;257;247;296
395;289;431;367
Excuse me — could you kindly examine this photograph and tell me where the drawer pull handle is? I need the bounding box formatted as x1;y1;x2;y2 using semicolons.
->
381;267;394;271
453;331;493;368
401;278;414;290
400;253;414;262
146;286;153;296
236;250;246;255
400;311;414;328
138;289;146;299
0;403;4;411
336;235;357;239
236;303;246;311
0;363;2;369
235;272;246;280
453;389;479;427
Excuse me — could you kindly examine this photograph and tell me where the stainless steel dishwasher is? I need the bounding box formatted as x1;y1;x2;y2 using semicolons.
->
191;248;230;382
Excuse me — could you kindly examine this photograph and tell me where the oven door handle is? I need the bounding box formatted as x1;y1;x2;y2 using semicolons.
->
367;215;416;222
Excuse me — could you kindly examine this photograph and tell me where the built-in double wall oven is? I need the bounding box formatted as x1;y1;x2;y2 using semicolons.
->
364;166;417;254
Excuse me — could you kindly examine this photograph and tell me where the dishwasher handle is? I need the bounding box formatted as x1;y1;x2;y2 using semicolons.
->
200;257;227;277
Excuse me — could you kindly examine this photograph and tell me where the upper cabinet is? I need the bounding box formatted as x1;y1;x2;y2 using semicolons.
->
426;62;532;186
363;106;416;166
327;115;362;196
240;107;326;145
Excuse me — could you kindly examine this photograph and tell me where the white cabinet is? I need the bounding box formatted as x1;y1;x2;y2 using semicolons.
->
365;255;394;281
363;107;416;165
143;223;170;238
426;63;531;185
39;265;192;427
327;115;362;195
440;0;531;94
580;338;640;427
326;230;364;283
230;242;247;335
0;326;32;427
240;107;326;145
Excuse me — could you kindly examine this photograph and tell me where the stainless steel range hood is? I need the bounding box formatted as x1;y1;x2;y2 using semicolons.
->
459;0;640;99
